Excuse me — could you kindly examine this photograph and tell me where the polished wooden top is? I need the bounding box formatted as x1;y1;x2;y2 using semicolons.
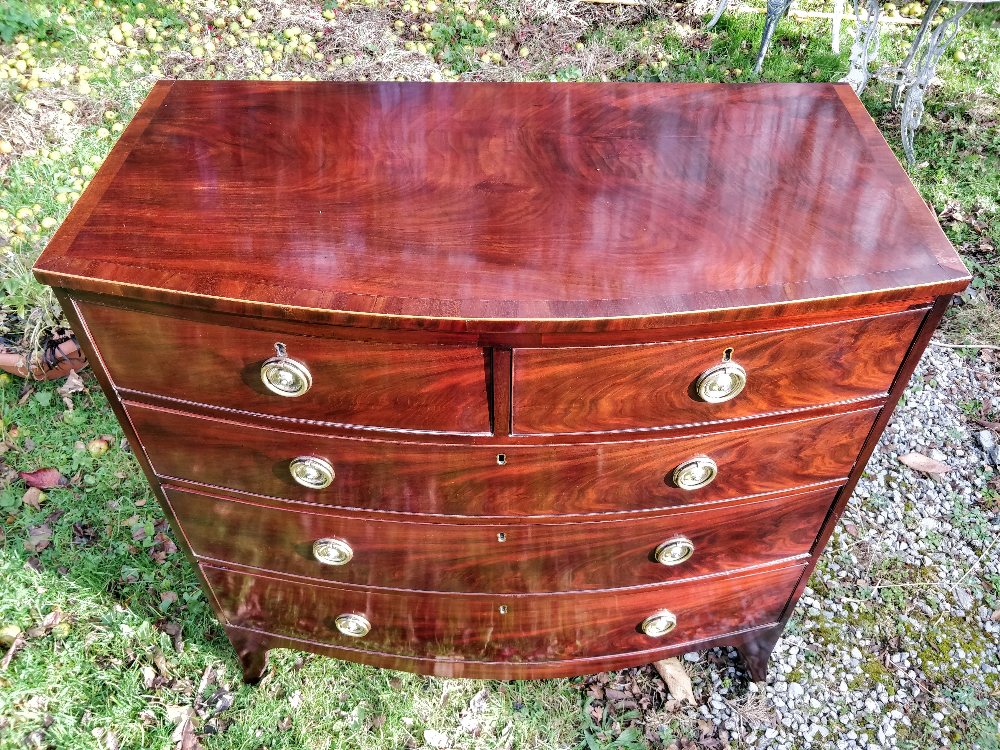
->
35;81;968;332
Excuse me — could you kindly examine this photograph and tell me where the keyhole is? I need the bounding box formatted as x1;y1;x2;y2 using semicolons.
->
496;454;506;465
723;347;734;362
275;341;288;358
497;532;506;543
498;605;508;615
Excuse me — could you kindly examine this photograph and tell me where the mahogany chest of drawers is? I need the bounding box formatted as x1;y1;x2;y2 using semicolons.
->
33;81;970;683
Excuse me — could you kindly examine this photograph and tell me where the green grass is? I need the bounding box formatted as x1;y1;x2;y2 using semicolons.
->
0;374;582;749
2;1;1000;748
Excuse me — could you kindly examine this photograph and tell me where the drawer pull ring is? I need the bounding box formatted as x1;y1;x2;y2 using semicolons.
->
312;537;353;566
672;456;718;491
654;537;695;566
260;347;313;397
640;609;677;637
334;613;371;638
695;361;747;403
289;456;335;489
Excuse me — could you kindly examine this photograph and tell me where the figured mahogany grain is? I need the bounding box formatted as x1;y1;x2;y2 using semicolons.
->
34;81;968;333
75;299;491;434
513;308;925;433
129;401;876;515
165;484;833;592
203;562;805;664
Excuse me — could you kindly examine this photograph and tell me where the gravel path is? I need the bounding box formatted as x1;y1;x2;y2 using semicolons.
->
749;338;1000;749
585;335;1000;749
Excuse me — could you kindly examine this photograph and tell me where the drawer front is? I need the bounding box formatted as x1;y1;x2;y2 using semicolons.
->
76;300;491;434
204;563;805;663
512;309;925;434
167;485;834;592
132;401;876;515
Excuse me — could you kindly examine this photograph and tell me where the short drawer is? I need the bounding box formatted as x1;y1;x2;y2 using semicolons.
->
166;485;834;592
75;300;491;434
512;309;925;434
204;562;805;664
131;401;877;515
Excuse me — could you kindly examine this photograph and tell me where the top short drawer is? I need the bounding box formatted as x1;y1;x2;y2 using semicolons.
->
512;309;926;434
74;301;491;434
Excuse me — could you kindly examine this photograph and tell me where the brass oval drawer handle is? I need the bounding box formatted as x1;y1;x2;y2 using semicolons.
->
672;456;718;491
289;456;335;489
335;613;370;638
312;537;353;566
654;536;695;566
695;361;747;403
640;609;677;637
261;354;312;397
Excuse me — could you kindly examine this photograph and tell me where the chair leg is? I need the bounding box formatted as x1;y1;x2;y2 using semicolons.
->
754;0;794;75
840;0;881;94
706;0;730;30
900;1;972;164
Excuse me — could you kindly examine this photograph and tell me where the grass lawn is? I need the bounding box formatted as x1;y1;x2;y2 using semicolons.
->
1;1;998;748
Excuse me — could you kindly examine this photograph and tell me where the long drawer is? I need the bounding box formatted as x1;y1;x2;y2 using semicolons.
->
75;300;491;434
204;562;806;664
166;484;834;592
130;402;878;515
513;308;925;434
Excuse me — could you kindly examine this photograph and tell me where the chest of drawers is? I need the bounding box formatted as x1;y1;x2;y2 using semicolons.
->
33;81;970;683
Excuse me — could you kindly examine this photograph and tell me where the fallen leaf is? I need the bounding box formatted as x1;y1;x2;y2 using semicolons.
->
991;610;1000;623
898;452;952;475
57;370;86;398
158;621;184;653
152;648;170;678
954;588;973;610
19;468;65;489
25;610;62;638
22;487;44;510
72;523;97;546
24;524;52;553
653;658;695;704
844;521;860;538
165;706;190;726
174;717;202;750
0;634;26;671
